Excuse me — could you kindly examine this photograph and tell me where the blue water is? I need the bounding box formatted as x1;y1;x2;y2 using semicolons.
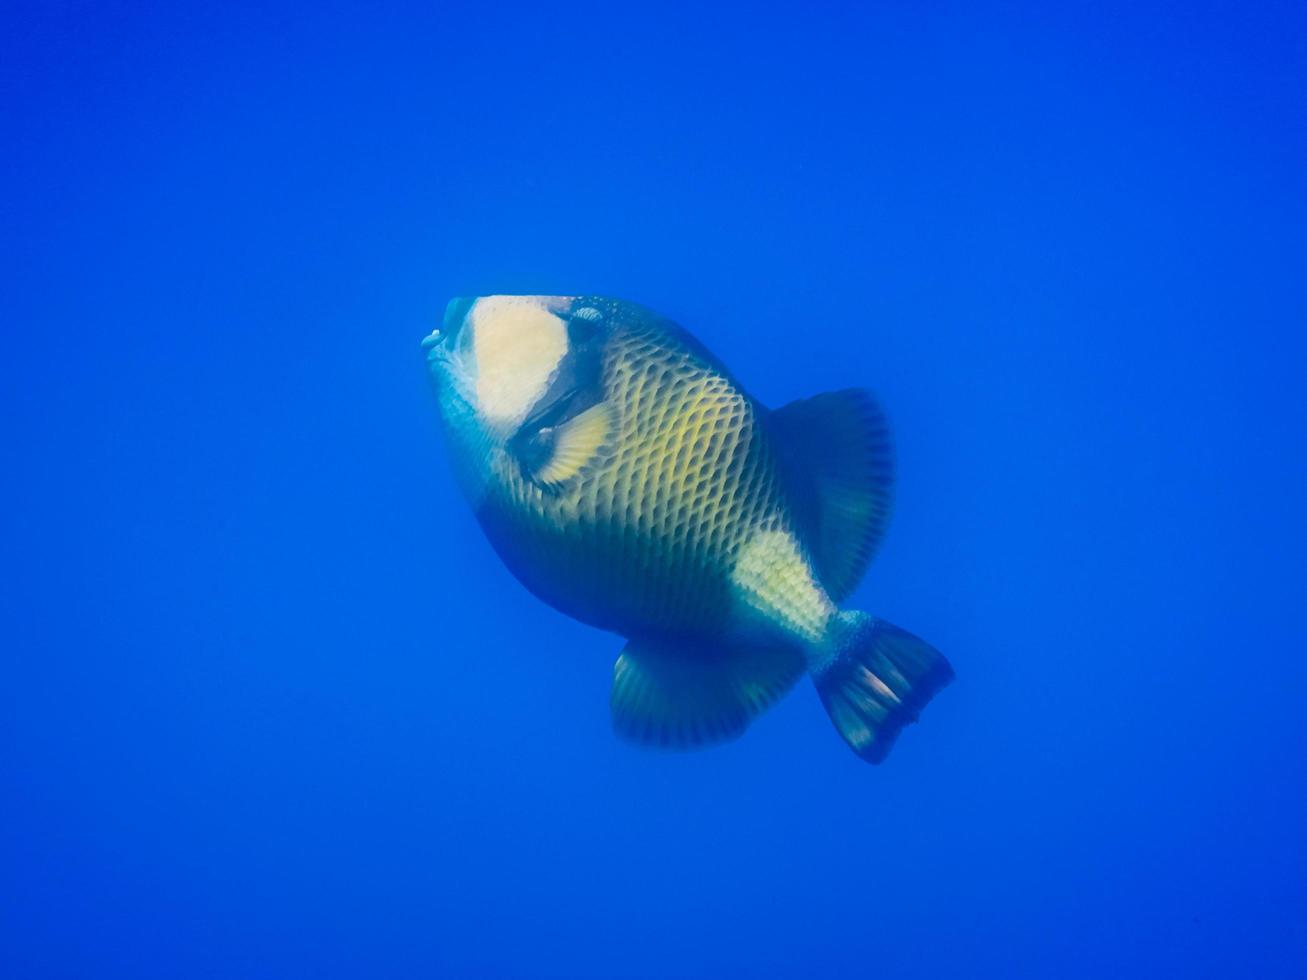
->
4;3;1305;977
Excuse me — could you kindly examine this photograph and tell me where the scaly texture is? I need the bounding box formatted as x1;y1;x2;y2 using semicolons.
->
460;303;815;644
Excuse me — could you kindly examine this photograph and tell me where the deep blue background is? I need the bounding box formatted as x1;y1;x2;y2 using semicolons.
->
4;2;1305;977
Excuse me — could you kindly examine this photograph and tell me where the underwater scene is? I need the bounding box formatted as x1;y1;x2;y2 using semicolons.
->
4;3;1305;978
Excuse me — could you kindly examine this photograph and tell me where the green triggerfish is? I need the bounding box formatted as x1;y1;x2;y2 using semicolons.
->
423;295;952;763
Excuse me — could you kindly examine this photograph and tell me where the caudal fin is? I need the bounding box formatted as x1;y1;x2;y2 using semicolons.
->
812;611;953;764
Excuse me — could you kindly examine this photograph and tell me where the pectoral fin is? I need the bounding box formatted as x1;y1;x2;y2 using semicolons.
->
611;637;804;748
515;401;612;492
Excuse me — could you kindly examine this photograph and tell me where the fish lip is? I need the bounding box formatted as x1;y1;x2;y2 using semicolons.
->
424;296;477;366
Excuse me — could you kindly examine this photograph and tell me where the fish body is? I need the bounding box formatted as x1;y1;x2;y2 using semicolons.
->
424;295;952;762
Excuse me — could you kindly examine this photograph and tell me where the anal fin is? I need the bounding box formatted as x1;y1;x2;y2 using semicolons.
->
611;638;804;749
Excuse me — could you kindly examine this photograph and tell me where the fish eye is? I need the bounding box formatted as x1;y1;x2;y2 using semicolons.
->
568;307;603;343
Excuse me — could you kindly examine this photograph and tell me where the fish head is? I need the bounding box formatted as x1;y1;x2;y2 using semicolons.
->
425;296;617;496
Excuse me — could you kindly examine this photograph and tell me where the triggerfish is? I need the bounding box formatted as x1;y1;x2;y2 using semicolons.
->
423;295;952;763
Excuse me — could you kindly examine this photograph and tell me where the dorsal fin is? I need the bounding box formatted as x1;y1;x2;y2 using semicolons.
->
769;389;894;602
611;638;804;748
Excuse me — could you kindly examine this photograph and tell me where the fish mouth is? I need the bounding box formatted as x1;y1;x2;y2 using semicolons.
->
421;326;451;376
422;296;479;359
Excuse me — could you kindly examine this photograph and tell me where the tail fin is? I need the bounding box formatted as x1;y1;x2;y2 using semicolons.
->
812;611;953;763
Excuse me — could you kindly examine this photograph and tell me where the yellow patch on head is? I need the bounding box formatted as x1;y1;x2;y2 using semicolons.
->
470;296;569;424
